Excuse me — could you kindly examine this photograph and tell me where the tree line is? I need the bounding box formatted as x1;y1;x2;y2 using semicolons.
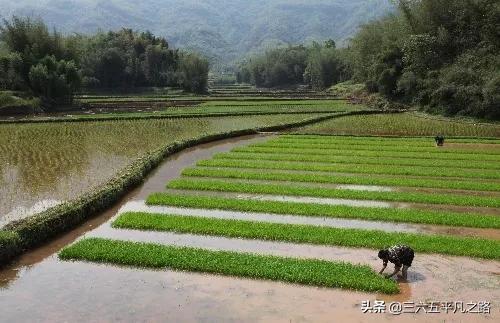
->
238;0;499;119
0;17;209;108
236;40;351;90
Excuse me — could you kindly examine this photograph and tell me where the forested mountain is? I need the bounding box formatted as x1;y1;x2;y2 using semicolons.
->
0;0;393;65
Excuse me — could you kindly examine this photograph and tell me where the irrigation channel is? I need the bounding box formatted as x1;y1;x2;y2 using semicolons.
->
1;134;499;322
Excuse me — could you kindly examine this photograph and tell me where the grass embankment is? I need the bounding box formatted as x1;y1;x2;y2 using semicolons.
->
146;193;500;229
113;213;500;260
0;231;22;265
250;141;500;155
213;152;500;170
197;159;500;180
182;167;500;192
59;238;398;294
233;146;500;162
167;178;500;208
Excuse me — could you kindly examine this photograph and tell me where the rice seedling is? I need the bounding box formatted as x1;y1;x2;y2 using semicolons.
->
113;212;500;260
59;237;399;294
146;193;500;229
250;141;500;155
196;159;500;179
213;151;500;170
232;146;500;162
182;167;500;192
166;178;500;208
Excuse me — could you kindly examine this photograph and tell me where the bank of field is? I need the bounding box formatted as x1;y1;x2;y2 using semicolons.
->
59;238;399;294
113;213;500;260
291;112;500;137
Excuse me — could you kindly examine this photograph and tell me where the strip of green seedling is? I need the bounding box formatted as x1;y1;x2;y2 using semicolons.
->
59;238;399;294
167;178;500;208
146;193;500;229
182;167;500;192
113;213;500;260
232;146;500;162
196;159;500;179
250;141;500;155
213;152;500;170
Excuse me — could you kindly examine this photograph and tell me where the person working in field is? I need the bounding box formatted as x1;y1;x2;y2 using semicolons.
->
378;245;414;279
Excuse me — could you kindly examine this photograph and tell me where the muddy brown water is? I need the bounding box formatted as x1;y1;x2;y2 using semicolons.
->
1;134;499;322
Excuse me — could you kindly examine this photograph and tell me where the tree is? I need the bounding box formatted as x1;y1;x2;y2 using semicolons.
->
177;53;209;93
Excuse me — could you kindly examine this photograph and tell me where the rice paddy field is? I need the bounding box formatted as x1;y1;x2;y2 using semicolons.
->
291;112;500;137
58;132;499;320
0;112;333;226
1;92;500;321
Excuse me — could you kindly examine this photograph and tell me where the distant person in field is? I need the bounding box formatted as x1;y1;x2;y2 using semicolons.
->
435;134;445;146
378;245;414;279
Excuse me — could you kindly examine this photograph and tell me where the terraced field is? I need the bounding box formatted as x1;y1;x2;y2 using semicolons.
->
60;134;500;297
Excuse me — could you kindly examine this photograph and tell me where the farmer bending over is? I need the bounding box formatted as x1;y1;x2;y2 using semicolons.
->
378;245;414;279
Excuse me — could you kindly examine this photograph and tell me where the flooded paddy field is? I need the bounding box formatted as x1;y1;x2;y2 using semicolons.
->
1;107;500;323
1;134;499;322
0;113;328;226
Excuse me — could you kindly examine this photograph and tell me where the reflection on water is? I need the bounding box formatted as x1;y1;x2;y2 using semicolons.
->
0;199;62;228
0;114;315;225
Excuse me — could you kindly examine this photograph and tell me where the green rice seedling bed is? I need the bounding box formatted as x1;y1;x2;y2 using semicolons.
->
196;159;500;180
273;136;500;147
113;213;500;260
59;238;398;294
213;152;500;170
182;167;500;192
279;134;500;145
250;142;500;155
166;178;500;208
232;146;500;162
146;193;500;229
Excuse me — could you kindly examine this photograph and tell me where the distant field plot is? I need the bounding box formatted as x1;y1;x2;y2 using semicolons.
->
15;99;358;122
291;112;500;137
